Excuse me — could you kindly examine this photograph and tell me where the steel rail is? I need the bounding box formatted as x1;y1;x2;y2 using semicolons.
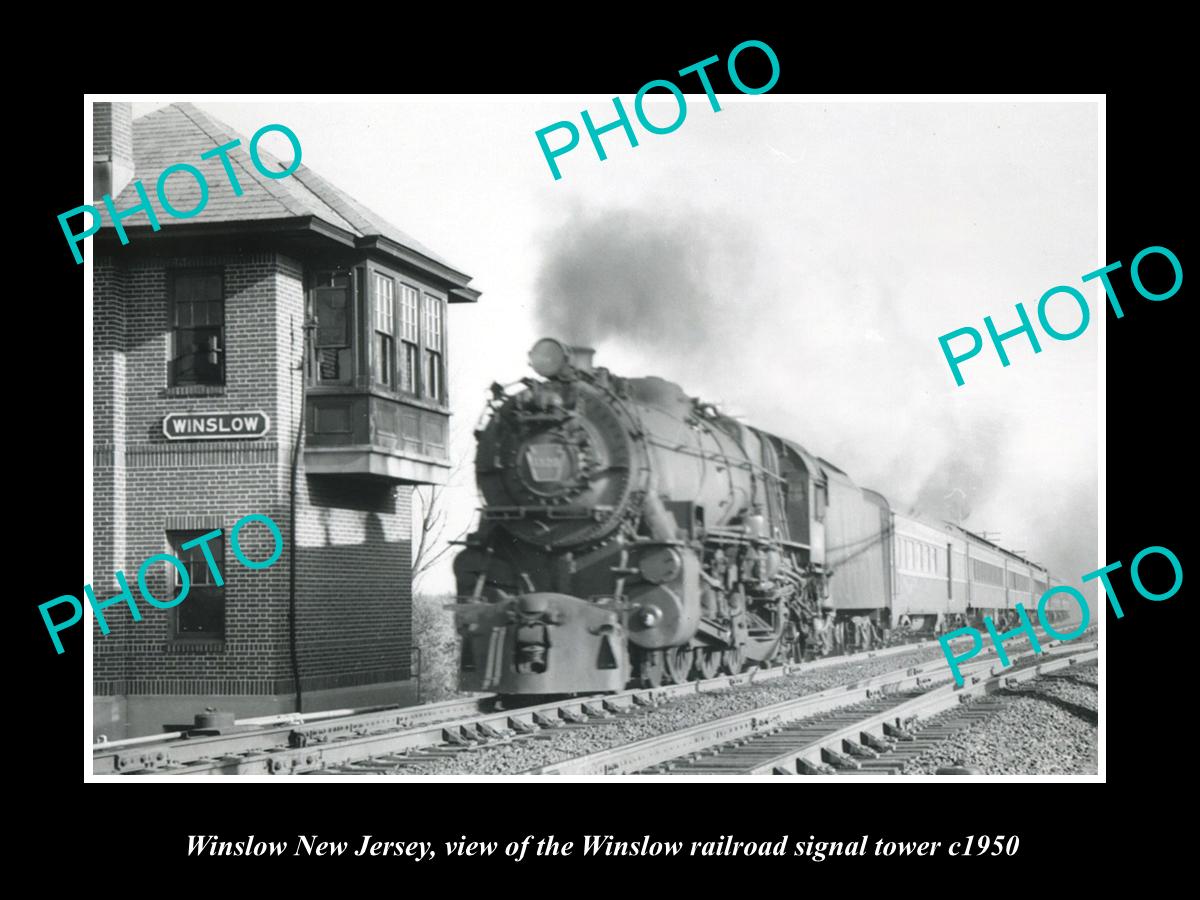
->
747;647;1097;775
101;638;946;776
98;626;1087;776
526;639;1092;775
92;693;500;775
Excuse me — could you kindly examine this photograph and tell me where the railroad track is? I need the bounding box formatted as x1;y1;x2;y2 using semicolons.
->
528;641;1096;776
96;625;1090;776
96;638;955;775
92;693;506;775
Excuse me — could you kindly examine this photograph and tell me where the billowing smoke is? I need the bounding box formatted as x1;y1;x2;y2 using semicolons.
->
908;417;1008;523
533;202;1097;599
534;203;757;353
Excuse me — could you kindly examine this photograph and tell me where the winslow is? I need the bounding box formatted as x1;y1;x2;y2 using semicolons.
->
163;411;270;440
583;835;684;857
188;835;287;857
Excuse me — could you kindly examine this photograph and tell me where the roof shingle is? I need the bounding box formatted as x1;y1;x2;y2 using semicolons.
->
106;103;462;275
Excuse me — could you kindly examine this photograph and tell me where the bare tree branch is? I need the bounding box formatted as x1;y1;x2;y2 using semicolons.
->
412;451;475;590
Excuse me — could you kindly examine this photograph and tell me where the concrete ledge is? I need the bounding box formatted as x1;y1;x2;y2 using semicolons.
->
94;678;419;742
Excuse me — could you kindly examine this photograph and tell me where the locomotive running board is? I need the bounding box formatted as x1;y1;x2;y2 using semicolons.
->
695;619;732;644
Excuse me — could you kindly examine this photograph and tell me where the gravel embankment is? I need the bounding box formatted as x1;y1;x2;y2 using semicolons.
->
392;646;953;774
899;662;1098;775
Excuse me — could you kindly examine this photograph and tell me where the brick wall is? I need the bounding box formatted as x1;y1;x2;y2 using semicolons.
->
93;250;414;699
93;102;132;164
297;478;413;689
94;103;112;157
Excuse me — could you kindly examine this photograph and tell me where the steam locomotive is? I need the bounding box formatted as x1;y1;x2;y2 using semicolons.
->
452;339;1066;695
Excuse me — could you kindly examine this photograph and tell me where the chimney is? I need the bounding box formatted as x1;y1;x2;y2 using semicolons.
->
94;102;134;201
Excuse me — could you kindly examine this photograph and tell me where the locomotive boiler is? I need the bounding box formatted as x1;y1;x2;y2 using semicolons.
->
452;339;1063;696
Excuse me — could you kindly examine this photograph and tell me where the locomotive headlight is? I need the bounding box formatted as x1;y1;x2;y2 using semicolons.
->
529;338;570;378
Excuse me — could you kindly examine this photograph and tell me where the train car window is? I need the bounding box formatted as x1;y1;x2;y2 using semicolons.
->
814;482;827;522
170;270;224;386
971;558;1004;586
169;529;226;640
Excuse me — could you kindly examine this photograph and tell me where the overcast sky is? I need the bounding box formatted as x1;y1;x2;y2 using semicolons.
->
132;98;1100;606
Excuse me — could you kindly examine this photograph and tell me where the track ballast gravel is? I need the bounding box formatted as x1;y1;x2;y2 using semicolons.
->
388;646;953;774
898;662;1098;775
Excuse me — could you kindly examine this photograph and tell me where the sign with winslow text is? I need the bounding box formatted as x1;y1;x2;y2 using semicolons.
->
162;410;270;441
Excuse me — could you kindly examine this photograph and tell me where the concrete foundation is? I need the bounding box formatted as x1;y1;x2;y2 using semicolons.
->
93;678;420;742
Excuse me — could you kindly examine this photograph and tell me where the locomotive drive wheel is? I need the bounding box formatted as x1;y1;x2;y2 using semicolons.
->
638;649;665;688
721;646;745;675
696;648;722;680
664;646;693;684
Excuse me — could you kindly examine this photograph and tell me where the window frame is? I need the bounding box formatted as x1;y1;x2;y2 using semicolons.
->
423;291;446;404
372;272;397;388
167;528;227;641
168;268;226;388
308;268;355;386
398;281;421;398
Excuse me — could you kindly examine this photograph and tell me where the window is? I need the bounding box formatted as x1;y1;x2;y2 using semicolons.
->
399;284;420;394
169;530;225;639
424;293;445;402
312;271;352;384
373;273;395;387
171;271;224;385
972;558;1004;586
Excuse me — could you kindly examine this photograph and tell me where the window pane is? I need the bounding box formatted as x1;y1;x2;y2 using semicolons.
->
399;342;417;394
315;287;350;349
400;285;419;342
172;272;224;386
169;531;226;638
426;350;442;401
175;276;197;303
374;333;393;386
178;590;225;636
373;274;395;332
424;294;443;349
200;273;222;299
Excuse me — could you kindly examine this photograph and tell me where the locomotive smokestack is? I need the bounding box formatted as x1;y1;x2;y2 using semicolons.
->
529;337;595;378
569;346;595;372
